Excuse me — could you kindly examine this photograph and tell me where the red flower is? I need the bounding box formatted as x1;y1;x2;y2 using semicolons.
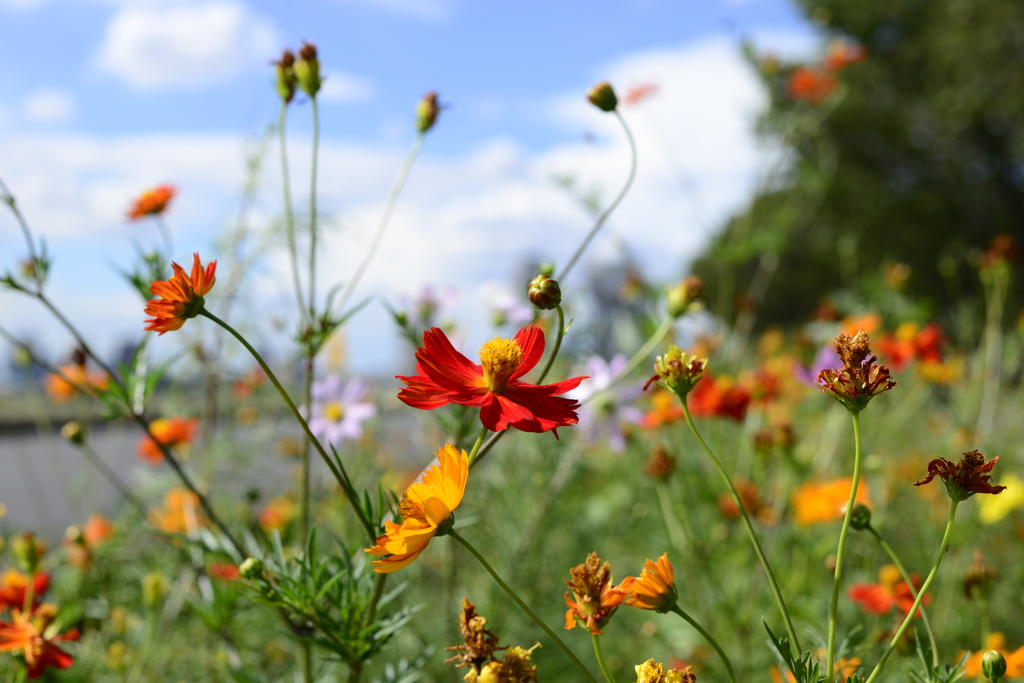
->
688;374;751;422
397;326;586;435
787;67;837;105
0;571;49;613
127;185;176;220
915;450;1006;501
848;565;930;618
207;562;241;582
0;606;78;679
144;253;216;335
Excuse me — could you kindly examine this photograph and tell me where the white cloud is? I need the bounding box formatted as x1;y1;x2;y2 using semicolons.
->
95;0;277;88
22;89;76;123
319;70;375;104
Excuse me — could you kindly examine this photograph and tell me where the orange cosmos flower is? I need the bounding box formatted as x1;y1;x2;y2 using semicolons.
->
626;553;677;612
397;326;586;435
0;605;78;679
791;477;871;526
563;552;634;635
43;365;107;403
207;562;241;582
824;41;868;72
688;374;751;423
787;67;837;105
962;633;1024;679
365;444;468;573
259;496;296;534
0;571;49;613
137;417;198;465
64;514;115;570
143;253;216;335
642;389;685;428
149;488;204;535
848;564;930;618
127;184;176;220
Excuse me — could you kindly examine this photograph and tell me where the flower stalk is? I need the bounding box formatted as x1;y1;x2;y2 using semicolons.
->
591;633;616;683
669;604;737;683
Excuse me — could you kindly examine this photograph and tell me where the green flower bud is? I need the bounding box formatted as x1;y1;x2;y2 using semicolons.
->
847;502;873;531
293;42;322;97
142;571;168;608
528;274;561;310
273;49;297;104
415;91;440;133
587;81;618;112
61;420;85;446
983;651;1007;681
239;557;265;581
666;276;704;318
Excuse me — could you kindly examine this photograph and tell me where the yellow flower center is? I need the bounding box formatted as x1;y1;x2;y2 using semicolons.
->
478;338;523;392
323;401;345;422
397;494;419;521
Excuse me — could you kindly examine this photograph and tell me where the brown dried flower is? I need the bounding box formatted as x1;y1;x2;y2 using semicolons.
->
914;450;1007;501
564;552;634;635
446;598;501;670
963;550;998;600
816;331;898;412
644;446;676;480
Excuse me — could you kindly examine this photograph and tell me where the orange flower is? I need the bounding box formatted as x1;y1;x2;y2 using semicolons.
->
876;322;947;373
787;67;837;105
149;488;204;535
365;444;468;573
259;496;296;534
0;571;49;613
848;564;930;618
791;477;871;526
397;326;586;435
207;562;241;582
824;41;867;72
840;313;881;336
137;417;198;464
688;374;751;423
64;514;115;569
642;389;685;428
626;554;677;612
563;552;634;635
127;184;176;220
962;633;1024;678
43;365;107;403
0;605;78;679
143;253;216;335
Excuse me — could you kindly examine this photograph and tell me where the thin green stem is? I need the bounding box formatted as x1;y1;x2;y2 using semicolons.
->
604;316;675;392
591;634;616;683
278;102;305;321
680;403;801;652
308;95;320;322
199;308;376;541
978;591;991;652
670;604;737;683
0;174;40;274
467;425;489;467
300;356;313;548
448;529;598;683
334;133;424;315
865;500;960;683
536;305;566;383
827;410;863;682
559;109;637;281
867;526;939;668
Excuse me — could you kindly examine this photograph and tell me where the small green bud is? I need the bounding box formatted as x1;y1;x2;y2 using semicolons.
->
644;346;707;397
11;532;46;574
61;420;86;446
983;650;1007;681
239;557;265;581
847;502;872;531
273;49;297;104
142;571;169;608
528;274;561;310
666;276;704;318
293;42;322;97
587;81;618;112
415;91;440;133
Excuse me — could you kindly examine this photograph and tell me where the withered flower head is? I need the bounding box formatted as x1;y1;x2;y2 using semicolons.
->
644;346;707;397
273;49;297;103
816;331;898;412
644;446;676;480
963;550;998;600
293;41;322;97
914;450;1007;502
564;552;634;635
446;598;501;671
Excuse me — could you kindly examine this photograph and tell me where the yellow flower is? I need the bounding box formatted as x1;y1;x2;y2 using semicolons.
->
365;444;468;573
978;475;1024;524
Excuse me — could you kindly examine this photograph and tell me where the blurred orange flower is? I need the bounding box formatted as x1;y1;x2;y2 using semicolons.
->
876;322;946;373
622;83;660;106
840;313;881;337
137;417;198;465
824;41;867;72
149;488;204;535
848;564;930;617
791;477;871;526
0;605;78;679
127;185;175;220
642;389;685;428
787;67;837;105
43;365;107;403
259;496;296;534
207;562;241;582
65;513;115;570
688;375;751;423
144;253;216;335
961;633;1024;678
365;444;468;573
0;571;49;613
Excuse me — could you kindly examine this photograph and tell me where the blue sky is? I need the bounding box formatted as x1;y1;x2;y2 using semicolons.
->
0;0;818;376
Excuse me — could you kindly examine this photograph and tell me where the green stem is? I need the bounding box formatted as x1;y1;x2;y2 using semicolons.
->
591;634;616;683
278;102;305;321
605;316;675;392
536;305;566;383
300;356;313;548
827;410;863;682
978;591;991;652
669;604;737;683
308;95;320;322
559;110;637;281
680;403;801;652
199;308;376;541
466;425;489;467
867;526;939;668
448;529;598;683
865;500;960;683
0;175;41;279
334;133;424;315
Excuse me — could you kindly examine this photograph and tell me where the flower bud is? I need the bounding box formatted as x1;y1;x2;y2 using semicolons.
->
239;557;265;581
847;502;872;531
142;571;168;608
528;274;561;310
644;346;707;397
666;276;704;317
587;81;618;112
11;532;46;573
415;91;440;133
983;650;1007;681
61;420;85;446
293;41;322;97
273;49;297;104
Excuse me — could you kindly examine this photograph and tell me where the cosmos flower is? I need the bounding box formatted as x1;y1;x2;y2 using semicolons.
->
148;488;204;535
127;185;176;220
0;605;78;679
563;552;634;635
0;571;49;613
848;564;930;618
787;67;837;105
259;496;296;534
307;376;377;446
791;478;871;526
365;444;468;573
397;326;586;435
64;514;115;570
915;450;1006;501
143;253;216;335
566;355;644;451
688;374;751;423
137;417;198;465
43;365;107;403
625;554;677;613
